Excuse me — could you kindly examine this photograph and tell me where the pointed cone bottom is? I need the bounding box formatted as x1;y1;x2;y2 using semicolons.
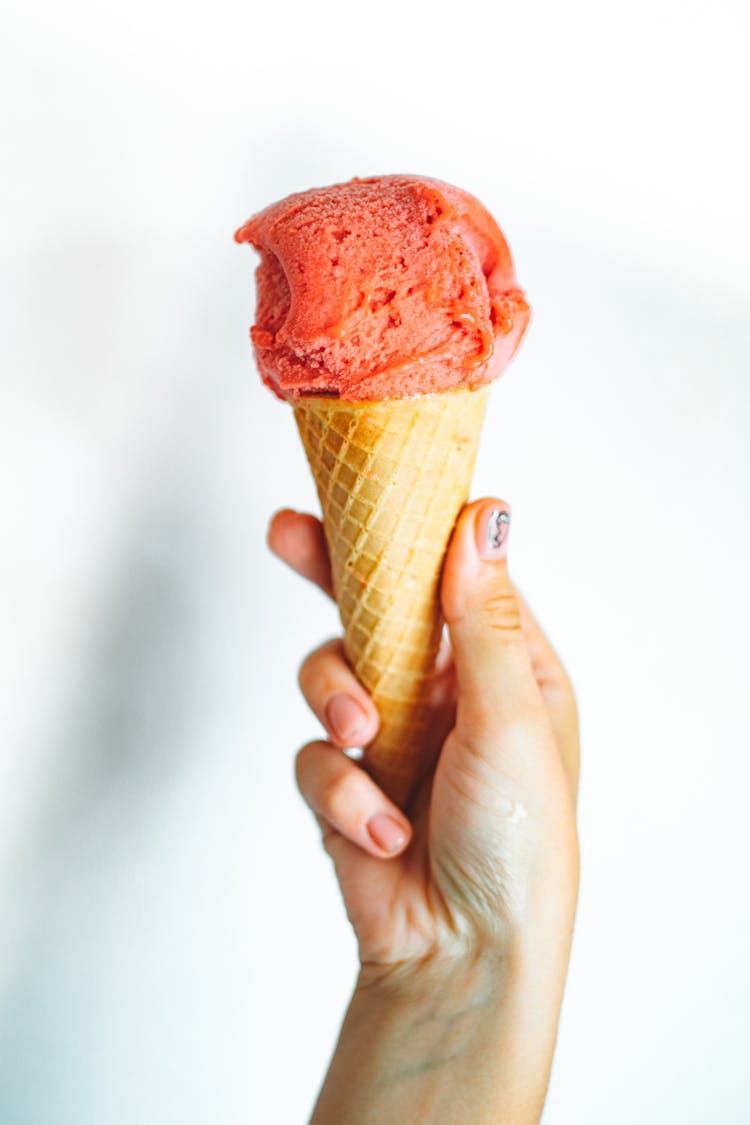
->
294;385;489;809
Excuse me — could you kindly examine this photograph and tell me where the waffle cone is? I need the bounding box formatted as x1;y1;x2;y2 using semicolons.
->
293;385;489;808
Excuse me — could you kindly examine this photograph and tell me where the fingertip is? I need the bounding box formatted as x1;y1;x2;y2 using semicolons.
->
365;811;412;857
297;640;380;747
441;494;532;737
266;507;298;554
442;497;510;621
295;741;411;859
324;691;380;748
474;499;511;561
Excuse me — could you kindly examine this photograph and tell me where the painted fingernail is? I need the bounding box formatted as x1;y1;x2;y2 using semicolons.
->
366;812;408;853
477;503;511;560
325;693;369;744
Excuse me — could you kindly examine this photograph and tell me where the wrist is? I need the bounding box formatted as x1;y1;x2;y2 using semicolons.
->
354;890;576;1011
355;941;507;1013
313;944;559;1124
351;946;510;1085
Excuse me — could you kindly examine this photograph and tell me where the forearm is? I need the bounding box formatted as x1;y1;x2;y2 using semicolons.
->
310;944;569;1125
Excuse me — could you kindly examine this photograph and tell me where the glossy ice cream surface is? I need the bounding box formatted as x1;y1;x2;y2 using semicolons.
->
235;175;530;401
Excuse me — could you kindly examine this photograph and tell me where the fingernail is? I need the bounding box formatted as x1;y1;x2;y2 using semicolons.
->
476;503;511;560
366;812;408;853
325;693;369;744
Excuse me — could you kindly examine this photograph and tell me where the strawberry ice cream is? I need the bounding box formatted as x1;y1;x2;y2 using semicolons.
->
235;175;530;401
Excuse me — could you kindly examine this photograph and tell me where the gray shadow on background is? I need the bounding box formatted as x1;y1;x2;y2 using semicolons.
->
0;475;215;1119
0;228;246;1118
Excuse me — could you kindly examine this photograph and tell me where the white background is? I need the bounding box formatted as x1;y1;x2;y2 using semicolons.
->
1;1;749;1121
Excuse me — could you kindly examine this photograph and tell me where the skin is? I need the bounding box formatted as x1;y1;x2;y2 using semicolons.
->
268;498;580;1123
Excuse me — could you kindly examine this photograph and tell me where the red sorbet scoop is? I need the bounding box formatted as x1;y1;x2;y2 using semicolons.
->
235;175;530;401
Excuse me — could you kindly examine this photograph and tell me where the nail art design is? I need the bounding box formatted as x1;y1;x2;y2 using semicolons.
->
486;508;510;553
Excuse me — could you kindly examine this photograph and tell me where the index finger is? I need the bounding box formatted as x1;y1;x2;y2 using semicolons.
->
267;509;334;599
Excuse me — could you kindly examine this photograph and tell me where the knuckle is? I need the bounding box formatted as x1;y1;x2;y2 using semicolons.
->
562;670;578;712
319;821;341;856
475;591;523;636
499;712;548;749
297;636;345;693
318;768;360;822
457;697;544;752
297;651;315;693
294;741;318;787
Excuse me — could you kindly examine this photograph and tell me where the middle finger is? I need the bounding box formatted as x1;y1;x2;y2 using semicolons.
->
298;637;380;748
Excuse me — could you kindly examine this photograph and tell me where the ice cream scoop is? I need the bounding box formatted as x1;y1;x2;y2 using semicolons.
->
236;175;530;808
235;174;529;401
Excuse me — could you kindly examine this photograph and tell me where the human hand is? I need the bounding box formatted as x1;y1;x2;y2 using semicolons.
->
268;499;579;976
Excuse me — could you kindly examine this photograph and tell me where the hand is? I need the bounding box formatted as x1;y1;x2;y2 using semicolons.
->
268;499;579;974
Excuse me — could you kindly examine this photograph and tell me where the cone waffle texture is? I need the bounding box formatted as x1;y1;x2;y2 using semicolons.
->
293;385;489;807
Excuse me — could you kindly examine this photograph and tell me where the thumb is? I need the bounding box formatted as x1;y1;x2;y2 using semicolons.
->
441;499;540;745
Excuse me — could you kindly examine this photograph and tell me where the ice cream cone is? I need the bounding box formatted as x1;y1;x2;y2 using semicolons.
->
294;384;489;808
237;175;530;804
